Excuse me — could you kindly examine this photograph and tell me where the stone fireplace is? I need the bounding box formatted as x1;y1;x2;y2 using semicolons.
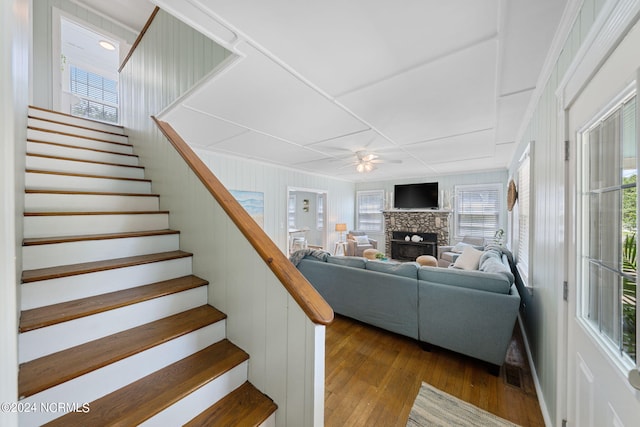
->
382;210;450;259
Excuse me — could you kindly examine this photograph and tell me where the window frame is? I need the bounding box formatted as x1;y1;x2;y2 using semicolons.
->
356;190;385;232
453;183;503;241
577;89;637;369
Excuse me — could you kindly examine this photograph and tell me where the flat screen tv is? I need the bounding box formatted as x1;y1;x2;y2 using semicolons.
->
393;182;439;209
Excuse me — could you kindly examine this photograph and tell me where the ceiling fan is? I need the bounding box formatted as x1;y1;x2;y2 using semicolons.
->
353;150;401;173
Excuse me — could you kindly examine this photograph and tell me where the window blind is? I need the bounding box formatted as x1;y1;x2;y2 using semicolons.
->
454;184;502;239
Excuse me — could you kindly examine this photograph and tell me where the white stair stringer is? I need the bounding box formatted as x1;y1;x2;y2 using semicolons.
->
19;321;229;427
23;212;169;238
21;257;193;310
19;286;208;363
28;117;130;144
26;154;145;179
25;191;160;212
29;106;125;134
22;233;179;270
26;170;151;193
27;140;139;165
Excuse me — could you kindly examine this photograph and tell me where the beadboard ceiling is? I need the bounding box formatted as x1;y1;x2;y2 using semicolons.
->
116;1;568;181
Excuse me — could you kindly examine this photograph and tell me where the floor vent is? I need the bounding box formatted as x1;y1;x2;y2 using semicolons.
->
504;364;523;389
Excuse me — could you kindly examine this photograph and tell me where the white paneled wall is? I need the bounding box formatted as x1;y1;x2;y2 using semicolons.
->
120;10;332;426
356;170;508;244
2;1;28;425
507;0;611;424
194;150;355;253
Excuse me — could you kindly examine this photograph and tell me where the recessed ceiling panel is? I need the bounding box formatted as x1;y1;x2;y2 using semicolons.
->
404;129;495;165
195;0;500;96
339;39;498;145
181;43;369;145
306;129;397;157
163;106;247;147
210;131;327;165
499;0;568;96
495;91;531;145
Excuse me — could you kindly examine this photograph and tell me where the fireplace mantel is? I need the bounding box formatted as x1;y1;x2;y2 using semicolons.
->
382;210;451;258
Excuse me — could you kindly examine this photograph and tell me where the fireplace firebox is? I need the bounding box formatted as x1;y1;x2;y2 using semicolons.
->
390;231;438;261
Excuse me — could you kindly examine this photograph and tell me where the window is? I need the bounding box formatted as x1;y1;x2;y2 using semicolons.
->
70;65;119;123
454;183;502;240
288;194;296;229
356;190;384;232
580;93;636;364
317;193;324;230
516;148;531;283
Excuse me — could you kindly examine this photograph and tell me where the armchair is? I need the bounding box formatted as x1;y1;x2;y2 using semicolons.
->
346;231;378;257
437;236;484;267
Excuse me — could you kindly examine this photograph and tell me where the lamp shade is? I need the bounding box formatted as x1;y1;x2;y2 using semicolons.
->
335;223;347;232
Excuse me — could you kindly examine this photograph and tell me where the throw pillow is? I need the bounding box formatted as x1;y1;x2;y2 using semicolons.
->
453;245;483;270
355;235;370;245
452;242;471;253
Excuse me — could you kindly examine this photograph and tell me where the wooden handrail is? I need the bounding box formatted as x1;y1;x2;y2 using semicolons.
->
119;7;160;73
152;118;334;325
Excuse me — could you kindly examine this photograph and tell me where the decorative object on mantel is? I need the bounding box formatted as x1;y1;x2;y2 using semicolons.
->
405;235;410;241
411;235;424;243
507;179;518;211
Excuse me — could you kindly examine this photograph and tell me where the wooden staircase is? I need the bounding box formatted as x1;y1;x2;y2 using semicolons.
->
18;107;277;426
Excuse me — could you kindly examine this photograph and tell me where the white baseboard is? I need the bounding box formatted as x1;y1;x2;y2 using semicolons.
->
517;314;553;427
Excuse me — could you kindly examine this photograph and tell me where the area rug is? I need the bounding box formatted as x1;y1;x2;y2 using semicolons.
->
406;382;520;427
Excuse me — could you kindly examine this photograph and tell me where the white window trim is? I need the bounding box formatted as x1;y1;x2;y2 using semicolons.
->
356;190;385;232
453;183;503;241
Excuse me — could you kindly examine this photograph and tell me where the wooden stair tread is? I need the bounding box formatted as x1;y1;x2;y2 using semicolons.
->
26;168;151;182
19;305;227;399
24;210;169;216
185;381;277;427
28;139;138;158
19;275;208;332
28;125;130;146
25;189;159;197
29;106;125;132
28;114;126;137
23;229;179;246
42;339;247;426
21;250;192;283
27;152;145;169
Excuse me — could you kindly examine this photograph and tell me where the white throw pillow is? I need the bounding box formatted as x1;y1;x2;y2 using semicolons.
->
355;235;370;245
451;242;471;253
453;245;483;270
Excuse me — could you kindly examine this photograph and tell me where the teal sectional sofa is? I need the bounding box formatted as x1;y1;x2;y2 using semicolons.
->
292;246;521;369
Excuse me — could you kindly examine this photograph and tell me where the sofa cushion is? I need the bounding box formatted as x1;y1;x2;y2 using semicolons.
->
418;266;512;294
365;260;419;279
453;245;483;270
479;248;515;283
327;256;366;269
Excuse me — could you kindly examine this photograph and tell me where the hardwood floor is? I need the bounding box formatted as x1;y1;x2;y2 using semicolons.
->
325;315;544;427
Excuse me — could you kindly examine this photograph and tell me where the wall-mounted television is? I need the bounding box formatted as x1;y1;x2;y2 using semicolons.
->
393;182;439;209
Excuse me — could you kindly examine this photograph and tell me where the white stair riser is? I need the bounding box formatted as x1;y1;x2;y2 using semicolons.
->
19;286;208;363
141;363;248;427
28;127;131;154
28;108;124;134
18;322;228;427
26;172;151;194
26;155;144;179
25;193;160;212
21;258;193;310
28;118;129;145
24;213;169;238
27;141;139;166
23;234;179;270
